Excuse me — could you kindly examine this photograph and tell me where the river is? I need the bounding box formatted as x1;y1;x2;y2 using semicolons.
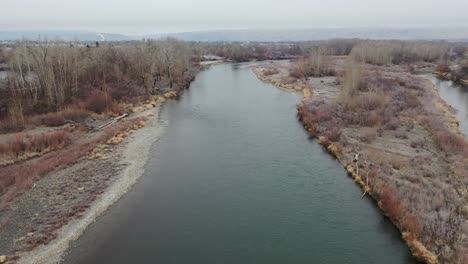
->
63;63;416;264
421;74;468;136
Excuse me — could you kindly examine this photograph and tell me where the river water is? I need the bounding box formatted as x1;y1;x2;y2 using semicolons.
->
63;63;415;264
421;74;468;136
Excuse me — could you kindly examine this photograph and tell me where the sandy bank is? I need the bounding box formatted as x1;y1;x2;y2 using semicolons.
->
14;105;168;264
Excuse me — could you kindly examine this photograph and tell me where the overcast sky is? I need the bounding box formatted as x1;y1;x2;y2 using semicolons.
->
1;0;467;35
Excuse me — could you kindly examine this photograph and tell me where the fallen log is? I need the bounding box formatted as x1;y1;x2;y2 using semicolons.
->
94;113;129;131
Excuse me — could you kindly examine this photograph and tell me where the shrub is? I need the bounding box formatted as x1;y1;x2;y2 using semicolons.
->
289;68;305;79
431;129;466;154
394;131;408;139
341;60;364;106
263;69;279;76
403;214;421;239
318;136;329;146
307;126;317;138
326;127;341;142
422;118;468;155
390;157;406;170
86;90;110;114
3;130;71;158
348;92;385;111
379;186;402;222
38;113;64;127
410;140;424;149
327;144;339;156
28;108;91;127
0;117;146;210
435;63;450;73
384;119;399;130
360;128;377;143
350;40;448;65
0;118;24;134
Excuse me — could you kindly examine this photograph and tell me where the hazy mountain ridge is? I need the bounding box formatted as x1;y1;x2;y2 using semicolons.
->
0;30;130;41
146;28;468;42
1;28;468;42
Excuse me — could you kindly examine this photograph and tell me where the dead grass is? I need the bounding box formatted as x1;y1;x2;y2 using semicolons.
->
0;117;146;211
424;119;468;155
262;68;279;76
1;130;71;159
28;108;91;127
293;60;467;263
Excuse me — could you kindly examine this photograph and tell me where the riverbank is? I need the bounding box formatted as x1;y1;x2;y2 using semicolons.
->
433;71;468;87
61;62;416;264
0;94;175;263
252;60;468;264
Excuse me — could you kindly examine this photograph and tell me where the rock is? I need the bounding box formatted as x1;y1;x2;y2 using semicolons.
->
78;187;84;192
0;255;6;263
27;232;34;237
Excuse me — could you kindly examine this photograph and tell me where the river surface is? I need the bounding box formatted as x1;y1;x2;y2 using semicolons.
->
421;74;468;136
63;63;415;264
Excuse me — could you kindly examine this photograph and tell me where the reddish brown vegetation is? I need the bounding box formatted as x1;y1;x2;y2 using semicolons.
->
0;130;71;159
422;118;468;155
85;90;113;114
0;39;197;133
379;186;403;222
0;117;145;211
262;68;279;76
293;59;467;263
289;68;305;79
1;108;91;133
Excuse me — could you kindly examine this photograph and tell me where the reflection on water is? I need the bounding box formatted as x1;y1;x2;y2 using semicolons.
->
421;74;468;136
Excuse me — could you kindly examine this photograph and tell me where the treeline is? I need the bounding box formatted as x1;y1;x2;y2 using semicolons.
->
1;38;465;131
287;40;452;79
199;42;305;62
199;39;359;62
349;40;449;65
0;39;199;130
436;43;468;80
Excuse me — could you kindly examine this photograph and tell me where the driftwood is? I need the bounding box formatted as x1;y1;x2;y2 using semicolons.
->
94;113;129;131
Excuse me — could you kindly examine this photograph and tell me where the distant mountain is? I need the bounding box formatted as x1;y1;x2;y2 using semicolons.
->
146;28;468;42
1;28;468;42
0;30;131;41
